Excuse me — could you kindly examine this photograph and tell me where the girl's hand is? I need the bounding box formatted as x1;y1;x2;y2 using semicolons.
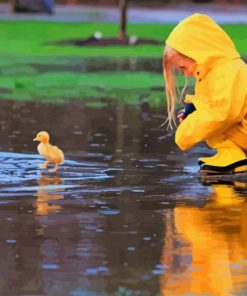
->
177;109;185;122
177;103;196;123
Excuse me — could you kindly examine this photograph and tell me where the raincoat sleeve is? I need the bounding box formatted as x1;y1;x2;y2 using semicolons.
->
175;68;245;151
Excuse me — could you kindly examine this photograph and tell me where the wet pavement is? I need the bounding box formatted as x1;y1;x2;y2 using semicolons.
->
0;99;247;296
1;2;247;24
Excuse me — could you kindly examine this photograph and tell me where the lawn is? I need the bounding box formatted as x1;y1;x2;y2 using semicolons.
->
0;21;246;59
0;21;246;105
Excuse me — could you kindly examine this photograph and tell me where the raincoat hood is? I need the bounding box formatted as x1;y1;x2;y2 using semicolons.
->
167;14;247;152
166;14;240;69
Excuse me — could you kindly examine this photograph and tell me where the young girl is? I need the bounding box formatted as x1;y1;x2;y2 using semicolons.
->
163;13;247;174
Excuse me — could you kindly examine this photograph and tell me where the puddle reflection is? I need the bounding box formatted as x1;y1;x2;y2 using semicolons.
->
161;182;247;296
35;176;64;216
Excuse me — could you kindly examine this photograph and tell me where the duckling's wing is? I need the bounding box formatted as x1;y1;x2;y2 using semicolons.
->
50;145;64;164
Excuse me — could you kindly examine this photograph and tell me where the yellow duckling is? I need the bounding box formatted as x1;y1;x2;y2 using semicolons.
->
33;131;64;173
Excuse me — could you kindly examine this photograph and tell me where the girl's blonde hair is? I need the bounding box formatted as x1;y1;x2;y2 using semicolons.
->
162;46;191;129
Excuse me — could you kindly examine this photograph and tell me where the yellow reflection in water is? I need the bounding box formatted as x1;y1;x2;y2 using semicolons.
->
161;182;247;296
35;176;64;216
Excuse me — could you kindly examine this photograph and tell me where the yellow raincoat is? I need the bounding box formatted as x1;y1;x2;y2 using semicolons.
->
166;14;247;151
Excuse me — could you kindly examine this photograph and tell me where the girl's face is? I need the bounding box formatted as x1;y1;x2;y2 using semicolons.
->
170;52;196;77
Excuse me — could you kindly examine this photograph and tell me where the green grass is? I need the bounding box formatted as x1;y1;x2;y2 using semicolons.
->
0;21;166;60
0;71;164;102
0;21;246;58
0;21;246;105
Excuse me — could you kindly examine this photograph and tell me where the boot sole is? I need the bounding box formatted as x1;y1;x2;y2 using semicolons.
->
200;159;247;175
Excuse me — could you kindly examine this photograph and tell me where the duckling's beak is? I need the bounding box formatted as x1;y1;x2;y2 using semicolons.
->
33;137;38;141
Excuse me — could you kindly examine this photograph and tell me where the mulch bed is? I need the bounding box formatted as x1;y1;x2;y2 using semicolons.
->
51;36;163;46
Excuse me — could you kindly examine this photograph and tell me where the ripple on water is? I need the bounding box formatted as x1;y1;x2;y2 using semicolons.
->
41;263;60;270
83;266;110;276
97;206;120;215
0;152;121;198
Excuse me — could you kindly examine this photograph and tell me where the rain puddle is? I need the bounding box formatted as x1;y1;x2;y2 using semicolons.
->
31;57;163;74
0;98;246;296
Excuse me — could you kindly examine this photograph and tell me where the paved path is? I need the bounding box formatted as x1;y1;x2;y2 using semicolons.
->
0;2;247;23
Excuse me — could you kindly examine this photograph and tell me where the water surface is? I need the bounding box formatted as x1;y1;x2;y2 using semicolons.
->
0;98;246;296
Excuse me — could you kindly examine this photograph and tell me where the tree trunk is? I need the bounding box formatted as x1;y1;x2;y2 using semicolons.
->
118;0;128;41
